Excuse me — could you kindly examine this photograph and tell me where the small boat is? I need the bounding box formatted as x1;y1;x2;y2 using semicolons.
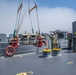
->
20;33;38;45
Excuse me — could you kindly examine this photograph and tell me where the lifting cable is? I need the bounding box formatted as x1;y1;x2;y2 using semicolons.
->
28;0;43;49
33;0;43;49
14;0;23;36
17;0;23;32
28;0;34;34
28;0;40;34
34;0;40;35
16;9;28;35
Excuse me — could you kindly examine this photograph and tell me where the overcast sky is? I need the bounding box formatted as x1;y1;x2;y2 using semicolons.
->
0;0;76;36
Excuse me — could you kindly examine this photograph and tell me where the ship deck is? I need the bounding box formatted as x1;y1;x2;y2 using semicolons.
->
0;50;76;75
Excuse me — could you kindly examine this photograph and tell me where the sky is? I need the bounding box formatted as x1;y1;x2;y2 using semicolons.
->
0;0;76;36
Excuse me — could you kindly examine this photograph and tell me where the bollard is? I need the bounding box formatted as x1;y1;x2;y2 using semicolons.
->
52;48;61;56
42;48;52;58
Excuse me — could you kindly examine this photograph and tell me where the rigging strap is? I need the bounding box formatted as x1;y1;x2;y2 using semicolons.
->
28;0;34;33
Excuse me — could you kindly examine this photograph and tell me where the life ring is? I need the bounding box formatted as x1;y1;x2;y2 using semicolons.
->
6;45;16;56
12;38;18;48
33;35;43;47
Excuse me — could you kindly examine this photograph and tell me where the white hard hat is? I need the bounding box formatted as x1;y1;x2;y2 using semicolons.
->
51;33;54;35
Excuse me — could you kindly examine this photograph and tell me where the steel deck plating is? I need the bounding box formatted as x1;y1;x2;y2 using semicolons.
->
0;50;76;75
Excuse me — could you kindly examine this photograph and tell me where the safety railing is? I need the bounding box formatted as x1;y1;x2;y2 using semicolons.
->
0;40;48;56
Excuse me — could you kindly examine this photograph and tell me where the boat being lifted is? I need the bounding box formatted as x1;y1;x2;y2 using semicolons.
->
20;33;45;45
20;33;38;45
8;32;45;45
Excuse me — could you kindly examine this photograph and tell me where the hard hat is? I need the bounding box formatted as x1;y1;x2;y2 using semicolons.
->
51;33;54;35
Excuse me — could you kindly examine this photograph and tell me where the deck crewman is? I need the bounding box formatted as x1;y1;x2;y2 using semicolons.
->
73;32;76;52
52;32;58;48
67;33;72;50
46;32;59;49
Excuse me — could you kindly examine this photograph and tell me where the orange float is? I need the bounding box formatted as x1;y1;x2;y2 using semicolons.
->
11;37;19;48
34;35;43;47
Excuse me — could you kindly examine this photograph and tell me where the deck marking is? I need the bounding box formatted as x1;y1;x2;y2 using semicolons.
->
67;62;73;64
0;57;4;59
13;52;36;58
19;55;23;57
